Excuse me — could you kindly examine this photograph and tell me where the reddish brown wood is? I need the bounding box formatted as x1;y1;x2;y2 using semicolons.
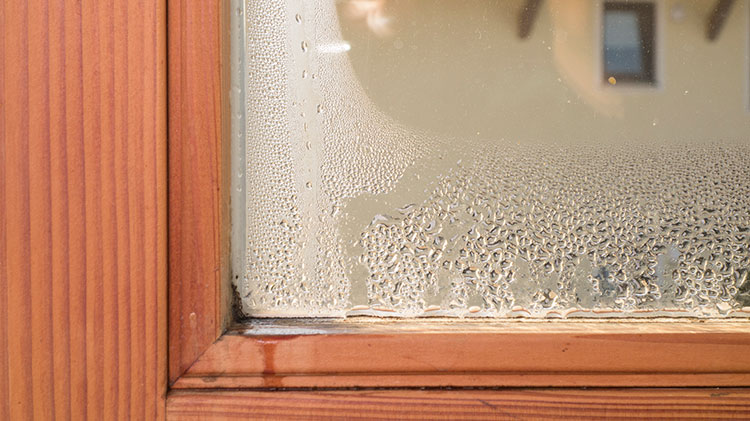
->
168;0;229;384
163;0;750;415
0;0;7;413
167;388;750;420
1;0;167;418
172;321;750;389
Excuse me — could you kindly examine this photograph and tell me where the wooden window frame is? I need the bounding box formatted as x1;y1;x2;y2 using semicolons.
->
167;0;750;416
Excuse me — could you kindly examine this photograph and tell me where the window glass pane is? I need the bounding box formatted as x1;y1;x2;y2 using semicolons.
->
231;0;750;318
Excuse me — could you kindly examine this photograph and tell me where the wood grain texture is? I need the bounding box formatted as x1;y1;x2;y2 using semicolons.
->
173;321;750;389
162;0;750;414
168;0;229;384
167;389;750;420
1;0;167;419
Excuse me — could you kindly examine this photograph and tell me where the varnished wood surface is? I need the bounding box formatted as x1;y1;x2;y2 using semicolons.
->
167;388;750;420
173;321;750;389
7;0;750;417
161;0;750;415
1;0;167;419
168;0;229;384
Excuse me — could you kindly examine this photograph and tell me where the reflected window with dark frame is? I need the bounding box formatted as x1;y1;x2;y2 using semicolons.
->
603;1;656;85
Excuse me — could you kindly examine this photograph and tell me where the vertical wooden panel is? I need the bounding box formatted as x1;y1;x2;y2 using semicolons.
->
168;0;227;382
49;2;72;418
28;1;55;419
1;0;167;419
98;0;121;416
4;2;34;419
113;0;132;417
0;1;8;417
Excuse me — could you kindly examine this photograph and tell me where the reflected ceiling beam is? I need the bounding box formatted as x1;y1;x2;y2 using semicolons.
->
518;0;543;39
706;0;735;41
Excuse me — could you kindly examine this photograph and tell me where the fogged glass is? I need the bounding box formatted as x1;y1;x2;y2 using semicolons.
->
231;0;750;318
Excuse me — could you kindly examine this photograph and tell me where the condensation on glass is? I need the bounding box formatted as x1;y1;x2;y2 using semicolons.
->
231;0;750;318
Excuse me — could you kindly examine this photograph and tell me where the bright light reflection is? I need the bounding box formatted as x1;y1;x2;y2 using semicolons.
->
318;41;352;54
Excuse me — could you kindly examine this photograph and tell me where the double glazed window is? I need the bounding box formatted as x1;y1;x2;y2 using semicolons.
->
231;0;750;319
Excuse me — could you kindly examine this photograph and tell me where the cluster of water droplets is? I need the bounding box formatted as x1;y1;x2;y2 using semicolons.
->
240;0;301;313
237;0;427;316
240;0;350;315
236;0;750;318
357;142;750;317
311;2;426;201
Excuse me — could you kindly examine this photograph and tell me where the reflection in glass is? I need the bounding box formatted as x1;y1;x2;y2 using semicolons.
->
603;2;655;83
231;0;750;318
